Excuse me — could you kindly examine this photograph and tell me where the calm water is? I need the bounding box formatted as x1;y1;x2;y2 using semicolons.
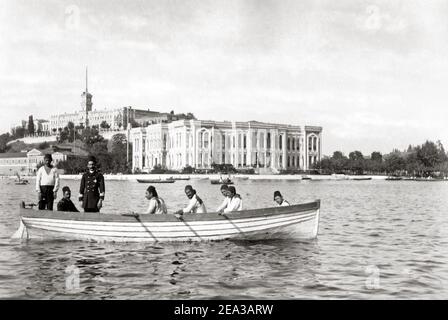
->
0;178;447;299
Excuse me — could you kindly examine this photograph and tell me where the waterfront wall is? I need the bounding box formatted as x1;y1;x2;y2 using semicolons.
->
58;174;389;181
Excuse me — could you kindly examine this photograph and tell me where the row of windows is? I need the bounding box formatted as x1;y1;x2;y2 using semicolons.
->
0;158;63;165
136;132;319;156
137;152;310;170
0;159;27;164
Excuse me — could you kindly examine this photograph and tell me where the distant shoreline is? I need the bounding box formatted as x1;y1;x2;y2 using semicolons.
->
4;173;447;181
57;174;390;181
0;173;389;180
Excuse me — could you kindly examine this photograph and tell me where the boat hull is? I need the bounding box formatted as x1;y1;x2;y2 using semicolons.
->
16;201;321;242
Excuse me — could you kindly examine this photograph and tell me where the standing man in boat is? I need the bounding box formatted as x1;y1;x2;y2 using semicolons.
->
36;154;60;211
273;191;290;206
57;186;79;212
78;156;105;213
221;186;243;213
175;185;206;216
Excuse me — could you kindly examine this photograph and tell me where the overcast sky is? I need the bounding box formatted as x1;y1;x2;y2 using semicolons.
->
1;0;447;156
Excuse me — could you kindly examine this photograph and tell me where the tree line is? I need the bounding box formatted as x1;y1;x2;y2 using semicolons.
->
56;128;132;174
313;140;448;177
2;124;447;178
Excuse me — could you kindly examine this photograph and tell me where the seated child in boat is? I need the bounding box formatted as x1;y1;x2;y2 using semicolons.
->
144;185;167;214
273;191;290;206
221;186;242;213
175;185;206;216
216;184;231;213
57;186;79;212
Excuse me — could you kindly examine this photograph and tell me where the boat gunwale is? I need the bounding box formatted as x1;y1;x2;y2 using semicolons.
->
19;200;320;223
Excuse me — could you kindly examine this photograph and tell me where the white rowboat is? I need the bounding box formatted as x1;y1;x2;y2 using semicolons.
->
13;200;321;242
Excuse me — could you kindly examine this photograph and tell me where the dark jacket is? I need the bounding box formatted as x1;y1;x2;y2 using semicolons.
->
57;198;79;212
79;170;105;211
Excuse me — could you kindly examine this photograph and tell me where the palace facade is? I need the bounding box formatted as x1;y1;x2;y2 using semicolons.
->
48;107;169;133
130;120;322;173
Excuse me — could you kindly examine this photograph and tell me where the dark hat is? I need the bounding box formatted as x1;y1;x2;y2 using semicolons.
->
88;155;97;163
62;186;71;193
273;191;282;199
220;184;229;190
44;153;53;161
185;185;196;193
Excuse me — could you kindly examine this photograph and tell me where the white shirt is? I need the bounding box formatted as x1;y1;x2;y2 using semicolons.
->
183;194;207;213
275;200;290;207
145;197;167;214
216;197;230;212
224;196;243;213
36;166;60;192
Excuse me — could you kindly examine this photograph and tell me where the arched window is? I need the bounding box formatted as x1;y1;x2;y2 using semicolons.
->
203;131;209;148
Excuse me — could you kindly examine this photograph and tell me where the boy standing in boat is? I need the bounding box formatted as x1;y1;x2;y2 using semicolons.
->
36;154;60;210
78;156;105;212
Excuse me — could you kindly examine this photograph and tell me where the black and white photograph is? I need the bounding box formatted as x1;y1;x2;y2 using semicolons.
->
0;0;447;304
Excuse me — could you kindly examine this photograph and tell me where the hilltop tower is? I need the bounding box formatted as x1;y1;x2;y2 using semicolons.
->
80;67;92;126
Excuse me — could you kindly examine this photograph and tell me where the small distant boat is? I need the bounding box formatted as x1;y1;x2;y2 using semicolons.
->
234;176;249;180
171;176;191;181
14;173;29;185
210;179;234;185
301;175;311;180
386;176;403;181
136;179;175;184
13;200;321;242
414;177;445;182
351;177;372;181
331;174;349;181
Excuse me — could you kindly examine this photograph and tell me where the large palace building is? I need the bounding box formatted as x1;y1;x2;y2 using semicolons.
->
130;119;322;172
12;69;191;137
48;69;173;134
